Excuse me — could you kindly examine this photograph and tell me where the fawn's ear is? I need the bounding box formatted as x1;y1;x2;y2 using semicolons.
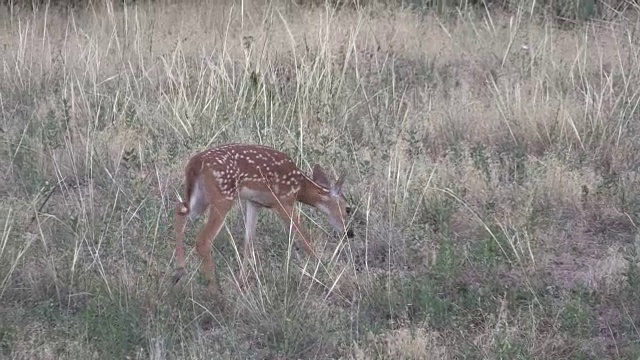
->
331;174;345;196
312;164;332;188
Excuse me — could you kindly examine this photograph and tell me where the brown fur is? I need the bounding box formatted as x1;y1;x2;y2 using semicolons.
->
172;143;353;295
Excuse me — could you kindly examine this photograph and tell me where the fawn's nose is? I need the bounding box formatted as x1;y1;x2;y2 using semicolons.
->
346;229;355;238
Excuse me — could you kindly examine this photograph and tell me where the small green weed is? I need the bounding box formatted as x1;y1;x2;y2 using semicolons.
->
82;294;145;359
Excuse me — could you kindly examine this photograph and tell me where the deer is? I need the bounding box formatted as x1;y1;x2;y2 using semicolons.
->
172;143;354;295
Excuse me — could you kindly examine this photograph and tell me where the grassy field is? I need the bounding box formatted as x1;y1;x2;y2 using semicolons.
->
2;0;640;358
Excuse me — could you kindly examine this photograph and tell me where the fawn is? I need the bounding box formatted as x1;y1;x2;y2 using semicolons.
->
172;143;354;294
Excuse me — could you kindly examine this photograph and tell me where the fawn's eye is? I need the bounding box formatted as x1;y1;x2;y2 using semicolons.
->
345;206;352;215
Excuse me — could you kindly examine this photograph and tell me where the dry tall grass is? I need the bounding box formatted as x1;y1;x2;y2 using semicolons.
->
1;0;640;358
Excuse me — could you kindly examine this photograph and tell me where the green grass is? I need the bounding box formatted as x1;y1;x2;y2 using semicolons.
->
2;0;640;358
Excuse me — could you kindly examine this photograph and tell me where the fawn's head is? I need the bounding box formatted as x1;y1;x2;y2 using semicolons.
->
311;164;355;239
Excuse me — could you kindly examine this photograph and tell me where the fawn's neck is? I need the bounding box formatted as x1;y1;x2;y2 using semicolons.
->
297;176;330;207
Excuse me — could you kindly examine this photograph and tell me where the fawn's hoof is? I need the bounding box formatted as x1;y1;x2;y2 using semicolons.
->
208;284;225;303
235;269;252;291
171;268;185;285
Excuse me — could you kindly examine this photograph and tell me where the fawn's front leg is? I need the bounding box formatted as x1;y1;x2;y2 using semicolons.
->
273;203;319;262
237;200;261;287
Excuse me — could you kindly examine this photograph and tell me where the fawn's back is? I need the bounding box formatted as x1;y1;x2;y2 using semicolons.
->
185;144;311;211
